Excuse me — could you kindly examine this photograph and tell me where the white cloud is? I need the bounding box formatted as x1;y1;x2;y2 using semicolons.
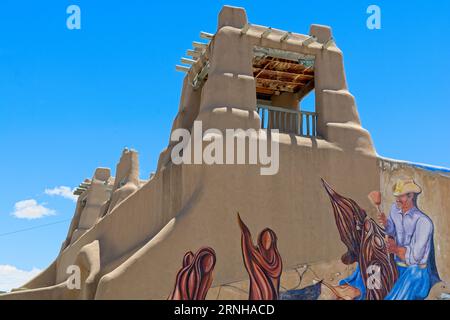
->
0;265;42;292
44;186;78;202
11;199;55;219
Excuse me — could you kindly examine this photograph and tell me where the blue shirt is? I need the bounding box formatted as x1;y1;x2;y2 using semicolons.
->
385;204;433;266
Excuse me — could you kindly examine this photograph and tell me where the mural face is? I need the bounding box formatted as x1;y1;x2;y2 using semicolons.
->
323;178;441;300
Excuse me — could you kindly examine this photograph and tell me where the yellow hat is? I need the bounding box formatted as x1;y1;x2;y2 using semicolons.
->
392;179;422;196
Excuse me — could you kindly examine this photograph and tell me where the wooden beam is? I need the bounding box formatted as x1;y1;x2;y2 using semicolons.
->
295;79;315;100
181;57;196;65
254;62;270;79
254;58;310;74
256;78;305;93
256;87;275;95
200;31;214;40
193;41;207;50
187;49;201;58
302;66;315;76
256;72;310;85
253;68;313;83
176;65;190;72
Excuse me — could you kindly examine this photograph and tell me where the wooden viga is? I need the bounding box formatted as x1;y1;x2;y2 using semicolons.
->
168;247;216;300
321;179;398;300
237;213;283;300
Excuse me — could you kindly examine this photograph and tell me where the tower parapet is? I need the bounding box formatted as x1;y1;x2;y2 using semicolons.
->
164;5;375;173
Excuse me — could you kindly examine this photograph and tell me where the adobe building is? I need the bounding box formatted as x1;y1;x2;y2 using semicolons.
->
2;6;449;299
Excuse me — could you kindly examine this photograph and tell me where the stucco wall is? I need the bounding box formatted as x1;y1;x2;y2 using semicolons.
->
93;134;379;299
53;159;198;285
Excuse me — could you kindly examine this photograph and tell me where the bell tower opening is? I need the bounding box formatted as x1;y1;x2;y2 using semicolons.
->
253;46;317;137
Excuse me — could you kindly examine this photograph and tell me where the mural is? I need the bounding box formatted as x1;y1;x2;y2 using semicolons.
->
168;178;442;301
168;247;216;300
168;215;283;301
323;178;441;300
237;213;283;300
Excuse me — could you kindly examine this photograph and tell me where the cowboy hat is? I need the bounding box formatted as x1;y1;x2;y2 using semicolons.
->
392;179;422;196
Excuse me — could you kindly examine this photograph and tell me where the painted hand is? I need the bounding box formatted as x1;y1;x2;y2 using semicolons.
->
377;212;387;227
386;238;398;254
386;238;407;261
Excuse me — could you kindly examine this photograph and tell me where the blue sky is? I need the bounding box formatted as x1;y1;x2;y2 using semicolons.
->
0;0;449;290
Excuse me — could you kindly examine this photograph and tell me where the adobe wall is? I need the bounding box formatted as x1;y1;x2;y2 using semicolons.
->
9;152;449;300
94;136;379;299
53;159;197;285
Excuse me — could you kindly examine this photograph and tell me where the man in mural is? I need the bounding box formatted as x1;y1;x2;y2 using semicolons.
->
377;179;440;300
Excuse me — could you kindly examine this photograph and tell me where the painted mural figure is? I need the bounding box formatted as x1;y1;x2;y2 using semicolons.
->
237;213;283;300
359;218;399;300
168;247;216;300
340;179;441;300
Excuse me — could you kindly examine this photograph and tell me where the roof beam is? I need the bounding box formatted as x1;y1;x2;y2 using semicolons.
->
295;79;315;100
256;78;305;93
187;49;201;58
253;46;315;65
176;65;190;73
256;75;310;86
200;31;214;40
254;59;310;74
192;41;208;50
256;87;276;95
181;57;196;65
253;68;314;82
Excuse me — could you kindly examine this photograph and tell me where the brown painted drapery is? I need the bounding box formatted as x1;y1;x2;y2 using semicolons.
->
168;247;216;300
237;213;282;300
321;179;398;300
321;178;367;265
360;218;399;300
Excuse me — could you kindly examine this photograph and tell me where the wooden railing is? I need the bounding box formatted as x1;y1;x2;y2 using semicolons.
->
257;105;318;137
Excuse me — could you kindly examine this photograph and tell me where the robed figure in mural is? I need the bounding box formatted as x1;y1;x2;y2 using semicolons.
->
237;213;283;300
339;179;440;300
